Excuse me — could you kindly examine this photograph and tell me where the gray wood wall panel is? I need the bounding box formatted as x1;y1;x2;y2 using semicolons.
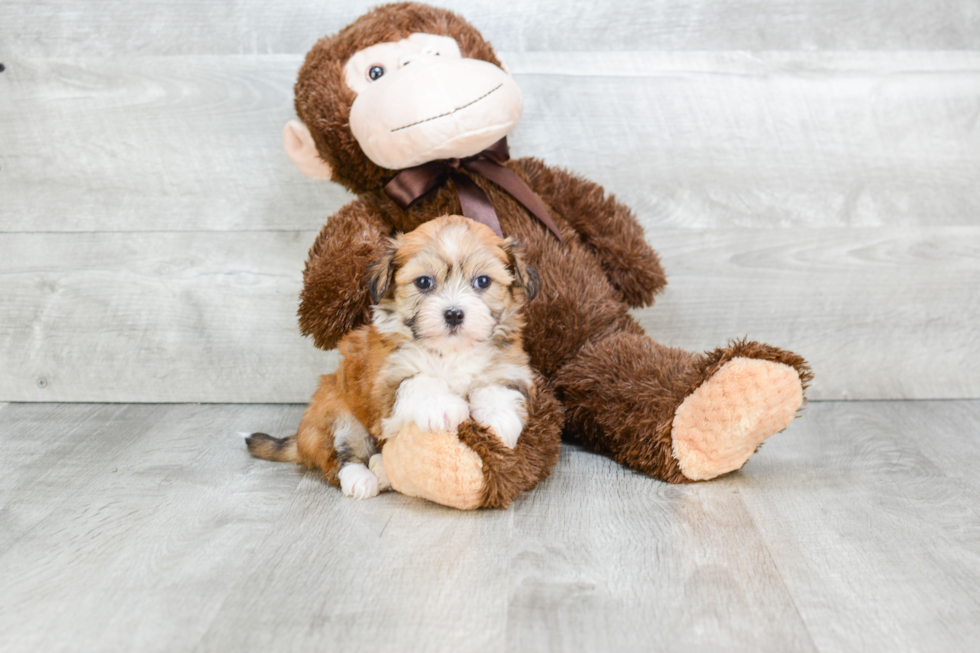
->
515;52;980;229
2;401;979;651
2;5;979;403
644;227;980;401
3;53;978;232
0;56;353;233
0;231;336;403
1;228;977;402
3;0;979;57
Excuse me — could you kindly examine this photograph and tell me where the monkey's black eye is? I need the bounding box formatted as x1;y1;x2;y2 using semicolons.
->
414;276;434;291
367;65;385;81
474;275;491;290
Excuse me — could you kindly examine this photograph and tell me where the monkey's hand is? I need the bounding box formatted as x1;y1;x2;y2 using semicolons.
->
382;371;563;510
299;198;392;351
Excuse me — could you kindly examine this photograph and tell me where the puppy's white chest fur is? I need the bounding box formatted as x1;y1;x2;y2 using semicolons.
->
381;341;531;447
398;342;494;393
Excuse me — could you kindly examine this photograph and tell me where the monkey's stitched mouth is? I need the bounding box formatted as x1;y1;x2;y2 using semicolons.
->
390;84;503;133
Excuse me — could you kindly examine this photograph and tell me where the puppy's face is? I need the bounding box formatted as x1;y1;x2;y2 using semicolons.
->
370;216;537;353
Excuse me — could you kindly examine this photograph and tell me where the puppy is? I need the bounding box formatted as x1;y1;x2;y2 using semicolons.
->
246;215;539;499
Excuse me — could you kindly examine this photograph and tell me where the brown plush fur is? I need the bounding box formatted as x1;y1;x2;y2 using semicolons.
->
457;371;564;508
292;3;813;503
556;336;812;484
294;2;505;194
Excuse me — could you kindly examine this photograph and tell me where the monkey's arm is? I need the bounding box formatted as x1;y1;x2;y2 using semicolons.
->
299;199;392;350
514;157;667;308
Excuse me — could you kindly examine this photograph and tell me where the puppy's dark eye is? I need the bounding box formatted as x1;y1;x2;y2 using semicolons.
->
474;275;491;290
367;65;385;81
414;276;434;291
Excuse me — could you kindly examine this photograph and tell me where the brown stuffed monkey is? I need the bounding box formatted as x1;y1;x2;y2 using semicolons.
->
283;2;812;509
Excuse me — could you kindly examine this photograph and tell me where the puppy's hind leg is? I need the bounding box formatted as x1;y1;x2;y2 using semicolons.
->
333;416;383;500
246;433;298;462
292;373;384;499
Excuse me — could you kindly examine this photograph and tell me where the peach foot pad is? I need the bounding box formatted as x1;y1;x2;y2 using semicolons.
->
382;424;485;510
671;357;804;481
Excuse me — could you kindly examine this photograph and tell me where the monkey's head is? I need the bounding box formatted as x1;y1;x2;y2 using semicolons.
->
284;2;523;194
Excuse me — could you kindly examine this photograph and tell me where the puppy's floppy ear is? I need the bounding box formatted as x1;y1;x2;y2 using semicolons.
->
502;238;539;301
367;238;400;304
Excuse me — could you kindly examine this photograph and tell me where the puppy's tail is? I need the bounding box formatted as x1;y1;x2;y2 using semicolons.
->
245;433;298;463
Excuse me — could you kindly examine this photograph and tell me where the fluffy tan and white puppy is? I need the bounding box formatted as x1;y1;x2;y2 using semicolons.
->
247;215;538;499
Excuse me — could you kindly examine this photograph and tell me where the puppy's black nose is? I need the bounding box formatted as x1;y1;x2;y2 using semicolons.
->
444;308;464;327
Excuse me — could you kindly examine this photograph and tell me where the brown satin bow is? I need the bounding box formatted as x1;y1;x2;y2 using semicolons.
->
383;138;562;241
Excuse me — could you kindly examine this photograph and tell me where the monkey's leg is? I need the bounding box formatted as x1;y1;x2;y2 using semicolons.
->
382;371;564;509
554;332;811;483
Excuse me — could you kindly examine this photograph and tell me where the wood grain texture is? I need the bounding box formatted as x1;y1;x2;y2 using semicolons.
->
513;52;980;229
641;227;980;401
2;0;979;57
195;476;513;653
736;401;980;652
1;227;978;402
2;8;978;403
903;401;980;498
0;56;355;233
0;403;142;553
0;403;305;653
2;52;977;232
506;454;817;652
2;401;980;652
0;230;335;403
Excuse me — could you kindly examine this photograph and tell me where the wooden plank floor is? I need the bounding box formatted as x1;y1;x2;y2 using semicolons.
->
1;400;978;652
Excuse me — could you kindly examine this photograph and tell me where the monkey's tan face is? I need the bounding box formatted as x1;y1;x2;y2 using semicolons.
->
372;216;526;354
344;33;523;170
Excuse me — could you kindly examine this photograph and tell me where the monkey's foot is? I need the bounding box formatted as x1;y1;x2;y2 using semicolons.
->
671;357;804;481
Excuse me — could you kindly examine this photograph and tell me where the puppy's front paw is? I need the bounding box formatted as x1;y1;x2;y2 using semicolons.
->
369;453;391;492
413;394;470;433
469;385;527;449
337;463;380;500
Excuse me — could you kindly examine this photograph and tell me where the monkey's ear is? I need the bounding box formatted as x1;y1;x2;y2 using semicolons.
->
367;240;399;304
503;239;539;301
282;120;333;180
